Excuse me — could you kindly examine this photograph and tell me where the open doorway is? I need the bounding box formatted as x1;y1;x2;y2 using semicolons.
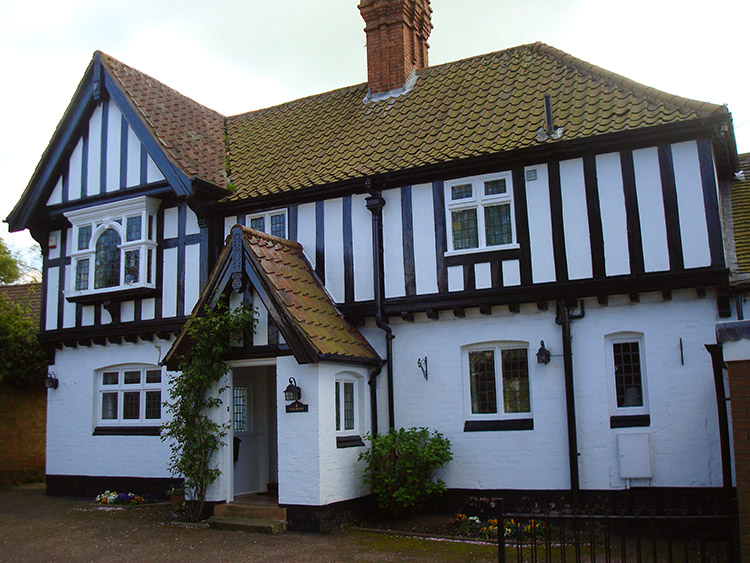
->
231;365;278;496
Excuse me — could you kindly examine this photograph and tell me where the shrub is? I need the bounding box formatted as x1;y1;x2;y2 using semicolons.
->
359;427;452;517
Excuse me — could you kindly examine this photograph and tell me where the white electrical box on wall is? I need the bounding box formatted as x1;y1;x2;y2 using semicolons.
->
617;432;652;479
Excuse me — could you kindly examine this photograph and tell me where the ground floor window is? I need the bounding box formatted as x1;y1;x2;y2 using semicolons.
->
607;333;649;415
467;344;531;416
97;365;164;426
335;372;364;447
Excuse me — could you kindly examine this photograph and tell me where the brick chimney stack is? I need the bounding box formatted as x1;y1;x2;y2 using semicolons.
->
358;0;432;96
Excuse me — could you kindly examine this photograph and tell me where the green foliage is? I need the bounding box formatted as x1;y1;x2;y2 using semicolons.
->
359;427;453;518
161;303;254;521
0;238;21;284
0;293;47;387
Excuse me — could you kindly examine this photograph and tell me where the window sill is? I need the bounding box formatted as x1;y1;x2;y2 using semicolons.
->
336;435;365;448
93;426;162;436
610;414;650;428
463;418;533;432
67;287;159;305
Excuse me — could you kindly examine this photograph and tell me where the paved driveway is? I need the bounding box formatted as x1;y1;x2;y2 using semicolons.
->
0;484;495;562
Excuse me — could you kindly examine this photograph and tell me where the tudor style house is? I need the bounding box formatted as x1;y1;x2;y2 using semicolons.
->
8;0;741;531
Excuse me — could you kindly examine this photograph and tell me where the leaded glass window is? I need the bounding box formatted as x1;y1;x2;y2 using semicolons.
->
75;259;89;291
124;250;140;284
485;204;512;246
335;376;359;436
250;217;265;231
451;209;478;250
78;226;92;250
270;213;285;238
468;345;531;416
469;350;497;414
94;228;121;289
126;216;142;242
446;173;514;252
233;386;247;432
613;341;644;408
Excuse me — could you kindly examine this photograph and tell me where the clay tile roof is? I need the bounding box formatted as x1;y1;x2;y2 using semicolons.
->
732;153;750;274
0;283;42;323
241;228;379;362
224;42;725;200
100;52;227;188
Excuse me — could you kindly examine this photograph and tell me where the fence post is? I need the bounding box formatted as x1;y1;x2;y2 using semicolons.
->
498;498;505;563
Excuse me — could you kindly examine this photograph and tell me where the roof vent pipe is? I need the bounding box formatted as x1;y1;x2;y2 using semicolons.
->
536;94;564;142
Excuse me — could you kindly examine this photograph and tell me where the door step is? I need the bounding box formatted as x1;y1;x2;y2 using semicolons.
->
208;515;285;534
213;501;286;521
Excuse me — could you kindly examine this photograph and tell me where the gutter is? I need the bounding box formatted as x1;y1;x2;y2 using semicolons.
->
555;299;585;504
366;180;396;431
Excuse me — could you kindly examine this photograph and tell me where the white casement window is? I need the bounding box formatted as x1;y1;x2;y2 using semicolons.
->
445;172;516;254
248;209;287;239
65;196;160;297
606;333;649;415
96;365;165;425
464;343;531;418
334;373;361;436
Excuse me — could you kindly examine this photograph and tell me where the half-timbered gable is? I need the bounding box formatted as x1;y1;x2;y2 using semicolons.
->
9;0;743;531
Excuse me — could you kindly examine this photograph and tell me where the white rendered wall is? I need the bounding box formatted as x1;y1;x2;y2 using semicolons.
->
46;340;175;479
388;293;722;491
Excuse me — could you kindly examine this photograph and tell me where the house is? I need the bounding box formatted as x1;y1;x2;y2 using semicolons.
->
0;283;46;485
6;0;741;531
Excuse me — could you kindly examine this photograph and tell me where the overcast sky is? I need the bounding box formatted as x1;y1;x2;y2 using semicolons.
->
1;0;748;254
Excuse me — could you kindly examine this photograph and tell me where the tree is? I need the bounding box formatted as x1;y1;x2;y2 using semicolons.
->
0;291;47;387
161;303;255;521
0;238;21;284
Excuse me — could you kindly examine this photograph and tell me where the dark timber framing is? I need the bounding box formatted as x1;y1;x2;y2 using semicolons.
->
548;160;568;282
657;144;684;271
583;155;606;279
432;181;448;293
620;149;645;275
511;167;532;286
315;200;325;283
697;138;724;268
401;186;416;296
343;196;354;303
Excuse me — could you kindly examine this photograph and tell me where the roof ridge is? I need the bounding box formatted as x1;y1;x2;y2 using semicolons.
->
227;82;368;122
532;43;725;117
241;225;304;250
98;51;226;120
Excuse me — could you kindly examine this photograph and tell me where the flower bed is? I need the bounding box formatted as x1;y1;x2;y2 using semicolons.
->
454;513;545;540
94;490;154;506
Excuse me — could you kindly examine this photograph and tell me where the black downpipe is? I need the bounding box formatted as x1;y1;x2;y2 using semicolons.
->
706;344;733;491
556;299;585;504
368;364;382;436
366;184;395;430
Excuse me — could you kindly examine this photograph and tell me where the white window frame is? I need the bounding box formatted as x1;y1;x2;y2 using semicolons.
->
463;341;532;420
445;172;517;255
605;332;649;417
65;196;160;297
334;372;361;437
95;364;165;427
247;209;287;239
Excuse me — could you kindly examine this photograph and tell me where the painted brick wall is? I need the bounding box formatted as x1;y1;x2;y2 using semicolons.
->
0;384;46;483
727;359;750;560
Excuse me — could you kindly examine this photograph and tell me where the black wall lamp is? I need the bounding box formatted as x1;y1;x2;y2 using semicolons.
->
536;341;551;365
45;371;59;389
284;377;308;413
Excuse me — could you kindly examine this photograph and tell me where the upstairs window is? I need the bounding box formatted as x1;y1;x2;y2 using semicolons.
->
65;196;160;297
248;209;287;239
446;172;516;253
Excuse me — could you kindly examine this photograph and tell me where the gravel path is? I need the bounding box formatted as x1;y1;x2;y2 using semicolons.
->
0;484;495;562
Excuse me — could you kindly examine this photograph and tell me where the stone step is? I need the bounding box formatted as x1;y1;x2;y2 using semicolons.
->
213;502;287;521
207;516;286;534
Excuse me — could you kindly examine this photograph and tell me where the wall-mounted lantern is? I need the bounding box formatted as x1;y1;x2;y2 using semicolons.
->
45;371;59;390
536;341;551;365
284;377;308;413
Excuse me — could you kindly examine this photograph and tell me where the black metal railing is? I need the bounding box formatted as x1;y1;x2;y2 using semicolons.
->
497;499;737;563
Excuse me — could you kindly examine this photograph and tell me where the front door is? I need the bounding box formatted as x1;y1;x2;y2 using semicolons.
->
232;366;277;495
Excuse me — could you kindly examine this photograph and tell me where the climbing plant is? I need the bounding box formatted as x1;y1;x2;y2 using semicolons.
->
161;303;254;521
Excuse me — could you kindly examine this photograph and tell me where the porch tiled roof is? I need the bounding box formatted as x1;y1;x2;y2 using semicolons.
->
242;228;379;362
733;153;750;274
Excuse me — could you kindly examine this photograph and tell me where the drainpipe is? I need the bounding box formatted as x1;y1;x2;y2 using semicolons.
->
555;299;585;504
366;180;395;430
368;364;383;436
